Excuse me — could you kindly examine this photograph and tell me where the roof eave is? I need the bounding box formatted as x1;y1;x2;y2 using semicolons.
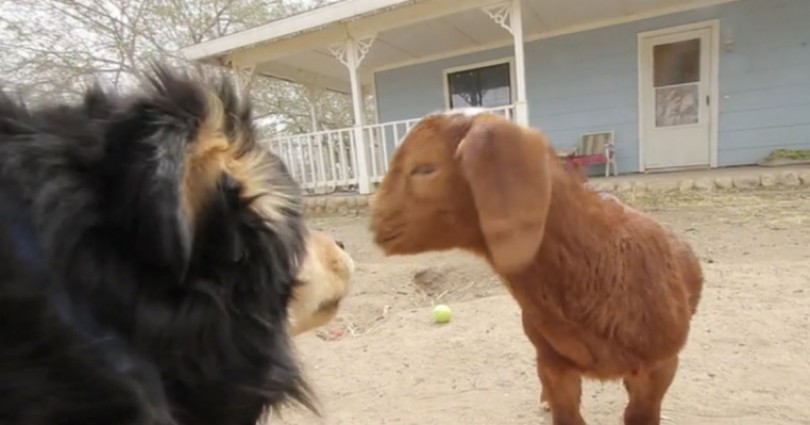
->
181;0;416;62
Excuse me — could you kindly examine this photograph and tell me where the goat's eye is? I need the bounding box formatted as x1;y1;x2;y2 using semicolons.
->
410;163;436;176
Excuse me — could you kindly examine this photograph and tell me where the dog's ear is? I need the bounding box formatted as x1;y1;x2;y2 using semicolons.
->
103;105;194;280
455;116;553;274
102;67;231;280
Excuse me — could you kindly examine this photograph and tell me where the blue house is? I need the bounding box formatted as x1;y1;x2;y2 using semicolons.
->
183;0;810;194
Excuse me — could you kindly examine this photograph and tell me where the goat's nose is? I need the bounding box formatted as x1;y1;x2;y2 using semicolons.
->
336;240;345;250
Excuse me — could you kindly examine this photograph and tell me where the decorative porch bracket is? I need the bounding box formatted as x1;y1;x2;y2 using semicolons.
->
329;35;376;194
238;65;257;90
482;3;514;35
482;0;529;126
328;35;376;69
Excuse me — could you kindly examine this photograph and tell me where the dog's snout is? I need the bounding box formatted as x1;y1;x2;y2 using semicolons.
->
336;240;345;250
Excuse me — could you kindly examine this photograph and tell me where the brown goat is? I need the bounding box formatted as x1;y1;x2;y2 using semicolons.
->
370;110;703;425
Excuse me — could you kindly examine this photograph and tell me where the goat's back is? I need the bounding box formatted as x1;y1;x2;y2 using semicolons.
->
510;176;702;375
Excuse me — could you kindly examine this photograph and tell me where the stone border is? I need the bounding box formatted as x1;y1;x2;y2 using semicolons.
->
303;169;810;217
303;195;372;217
588;169;810;193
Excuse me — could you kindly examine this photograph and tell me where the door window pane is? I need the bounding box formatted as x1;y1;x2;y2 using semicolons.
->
447;63;511;108
655;84;699;127
653;38;700;87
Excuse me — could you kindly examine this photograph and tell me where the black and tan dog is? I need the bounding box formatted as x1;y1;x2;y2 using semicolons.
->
0;64;319;425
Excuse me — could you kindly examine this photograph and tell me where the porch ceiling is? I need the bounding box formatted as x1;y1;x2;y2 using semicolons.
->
183;0;739;94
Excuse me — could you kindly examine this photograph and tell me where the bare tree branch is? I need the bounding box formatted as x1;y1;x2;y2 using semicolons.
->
0;0;357;134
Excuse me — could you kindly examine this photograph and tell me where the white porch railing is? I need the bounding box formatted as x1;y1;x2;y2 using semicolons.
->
265;104;515;194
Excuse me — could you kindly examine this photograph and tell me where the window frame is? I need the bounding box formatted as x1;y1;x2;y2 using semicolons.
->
442;57;516;110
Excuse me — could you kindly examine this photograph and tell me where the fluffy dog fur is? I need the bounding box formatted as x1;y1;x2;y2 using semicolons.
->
0;64;317;425
370;110;703;425
289;229;354;336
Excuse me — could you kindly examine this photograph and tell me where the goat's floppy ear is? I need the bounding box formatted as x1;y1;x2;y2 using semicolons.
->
455;116;552;274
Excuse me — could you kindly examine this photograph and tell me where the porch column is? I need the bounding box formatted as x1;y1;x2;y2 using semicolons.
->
483;0;529;126
303;85;328;185
329;36;376;194
303;84;324;132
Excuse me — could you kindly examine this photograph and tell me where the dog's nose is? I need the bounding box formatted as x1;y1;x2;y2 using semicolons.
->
336;240;345;250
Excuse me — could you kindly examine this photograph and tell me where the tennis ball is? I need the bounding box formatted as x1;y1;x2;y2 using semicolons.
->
432;304;452;324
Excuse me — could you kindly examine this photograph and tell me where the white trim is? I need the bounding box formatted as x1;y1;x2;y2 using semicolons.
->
636;18;721;39
371;0;740;73
636;31;645;172
442;57;514;77
509;0;529;126
181;0;412;60
371;74;381;125
257;62;352;94
636;31;645;173
201;0;507;66
441;57;516;110
709;19;720;169
636;19;720;172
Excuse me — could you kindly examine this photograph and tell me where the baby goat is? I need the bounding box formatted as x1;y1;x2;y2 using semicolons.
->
370;110;703;425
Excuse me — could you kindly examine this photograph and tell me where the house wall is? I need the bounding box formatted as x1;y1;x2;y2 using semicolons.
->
373;0;810;173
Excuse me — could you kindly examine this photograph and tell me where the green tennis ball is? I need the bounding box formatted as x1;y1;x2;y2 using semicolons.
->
432;304;452;324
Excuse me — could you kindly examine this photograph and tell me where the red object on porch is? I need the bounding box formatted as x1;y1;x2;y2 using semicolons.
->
565;153;608;168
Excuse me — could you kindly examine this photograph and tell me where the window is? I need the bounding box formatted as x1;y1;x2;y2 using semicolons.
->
446;62;512;109
653;38;700;87
653;38;701;127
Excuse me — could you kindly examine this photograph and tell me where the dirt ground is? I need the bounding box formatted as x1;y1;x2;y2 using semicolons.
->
276;187;810;425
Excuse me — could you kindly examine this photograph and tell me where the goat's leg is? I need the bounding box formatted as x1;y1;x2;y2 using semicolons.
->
539;381;549;411
535;359;550;412
537;361;586;425
522;311;585;424
622;355;679;425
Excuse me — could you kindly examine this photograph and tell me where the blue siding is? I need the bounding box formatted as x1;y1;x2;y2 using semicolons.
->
374;46;513;120
715;0;810;165
373;0;810;173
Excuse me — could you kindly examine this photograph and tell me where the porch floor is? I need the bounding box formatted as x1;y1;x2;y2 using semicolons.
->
589;164;810;186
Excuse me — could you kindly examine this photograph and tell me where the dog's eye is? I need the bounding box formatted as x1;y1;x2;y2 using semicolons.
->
410;163;436;176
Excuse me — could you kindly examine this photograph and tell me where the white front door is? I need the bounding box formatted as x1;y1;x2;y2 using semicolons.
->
639;23;717;170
